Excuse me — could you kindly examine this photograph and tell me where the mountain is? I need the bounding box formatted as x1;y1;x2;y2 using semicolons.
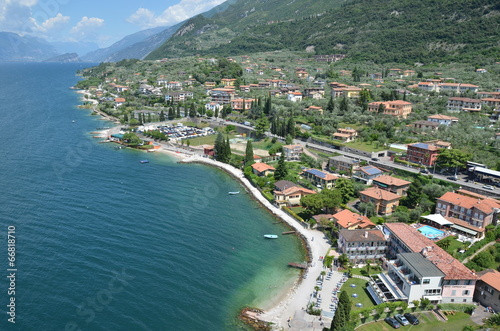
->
50;41;99;58
99;23;184;62
81;25;168;62
146;0;500;64
43;53;81;63
0;32;58;62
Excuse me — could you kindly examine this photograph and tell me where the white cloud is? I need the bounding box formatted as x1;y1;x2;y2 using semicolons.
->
34;13;69;32
0;0;38;33
70;16;104;40
127;0;226;29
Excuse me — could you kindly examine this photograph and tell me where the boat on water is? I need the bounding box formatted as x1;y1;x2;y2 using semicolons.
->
264;234;278;239
228;191;240;195
140;160;149;164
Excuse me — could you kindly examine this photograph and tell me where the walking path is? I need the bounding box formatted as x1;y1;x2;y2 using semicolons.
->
462;241;495;264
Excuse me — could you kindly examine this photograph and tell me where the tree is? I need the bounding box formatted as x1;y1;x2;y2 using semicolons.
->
365;259;372;274
274;150;288;180
214;132;229;163
436;149;471;173
322;189;342;213
286;117;296;137
159;110;165;121
377;102;385;114
244;140;255;167
301;194;326;216
254;114;269;138
326;95;335;112
122;132;142;145
331;290;352;331
335;178;355;204
402;177;423;209
338;254;349;268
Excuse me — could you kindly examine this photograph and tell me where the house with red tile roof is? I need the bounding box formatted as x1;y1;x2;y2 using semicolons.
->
367;100;413;118
251;163;275;177
435;191;500;228
273;185;316;208
359;187;401;215
427;114;459;126
333;128;357;142
447;97;482;112
338;229;387;264
406;142;440;166
383;223;477;304
352;165;384;185
474;269;500;312
372;175;411;196
282;144;303;161
333;209;375;230
230;98;255;111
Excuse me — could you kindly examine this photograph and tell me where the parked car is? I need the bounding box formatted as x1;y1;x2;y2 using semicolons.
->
384;317;401;329
394;313;410;326
483;185;494;190
447;176;458;181
404;313;420;325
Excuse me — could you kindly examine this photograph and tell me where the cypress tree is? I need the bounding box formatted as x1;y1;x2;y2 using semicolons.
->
244;140;254;167
326;95;335;112
274;149;288;180
160;110;165;121
176;106;181;118
147;113;151;123
214;132;226;162
287;117;296;138
225;137;232;163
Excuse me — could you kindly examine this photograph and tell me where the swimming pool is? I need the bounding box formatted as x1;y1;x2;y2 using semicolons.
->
418;225;445;239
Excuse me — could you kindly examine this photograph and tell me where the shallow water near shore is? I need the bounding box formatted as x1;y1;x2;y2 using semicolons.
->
0;63;305;330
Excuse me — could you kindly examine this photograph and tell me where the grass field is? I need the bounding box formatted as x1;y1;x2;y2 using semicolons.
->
357;311;475;331
344;140;387;153
342;278;376;312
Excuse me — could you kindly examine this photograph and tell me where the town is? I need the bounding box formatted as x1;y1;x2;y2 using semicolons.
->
78;53;500;330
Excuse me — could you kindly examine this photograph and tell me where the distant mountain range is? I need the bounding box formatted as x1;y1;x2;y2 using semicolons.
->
0;32;58;62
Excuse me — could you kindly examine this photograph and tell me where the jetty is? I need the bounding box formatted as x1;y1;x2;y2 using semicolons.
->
282;231;296;235
288;262;307;269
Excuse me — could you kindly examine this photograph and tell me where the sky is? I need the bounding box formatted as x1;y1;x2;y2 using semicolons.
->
0;0;226;47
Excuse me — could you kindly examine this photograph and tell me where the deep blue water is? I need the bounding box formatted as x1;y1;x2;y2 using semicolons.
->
0;63;304;330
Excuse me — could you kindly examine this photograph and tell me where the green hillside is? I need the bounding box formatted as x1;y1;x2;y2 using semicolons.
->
146;0;500;64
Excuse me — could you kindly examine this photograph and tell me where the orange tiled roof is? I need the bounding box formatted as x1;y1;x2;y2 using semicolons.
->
478;270;500;292
360;187;401;201
438;191;500;214
251;163;275;172
274;186;316;196
333;209;375;229
428;114;459;120
385;223;477;280
373;175;411;187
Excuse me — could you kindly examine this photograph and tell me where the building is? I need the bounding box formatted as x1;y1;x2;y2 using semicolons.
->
328;155;360;174
273;182;316;208
333;209;375;230
372;175;411;196
474;269;500;312
282;144;303;161
409;120;440;131
368;100;413;118
359;187;401;215
164;91;194;103
251;163;275;176
287;91;303;102
301;169;338;189
406;142;440;167
338;229;387;264
332;86;362;99
352;165;384;185
427;114;459;126
382;223;477;304
210;88;236;104
447;97;482;112
333;128;357;142
435;191;500;228
230;98;255;111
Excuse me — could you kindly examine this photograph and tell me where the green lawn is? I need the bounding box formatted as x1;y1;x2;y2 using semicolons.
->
436;236;466;256
350;266;382;278
357;311;475;331
185;133;237;146
344;140;387;152
342;278;376;312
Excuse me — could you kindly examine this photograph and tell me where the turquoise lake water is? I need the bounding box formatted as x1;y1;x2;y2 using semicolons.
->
0;63;304;330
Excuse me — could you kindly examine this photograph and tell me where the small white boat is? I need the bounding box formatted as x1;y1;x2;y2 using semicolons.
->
264;234;278;239
228;191;240;195
140;160;149;164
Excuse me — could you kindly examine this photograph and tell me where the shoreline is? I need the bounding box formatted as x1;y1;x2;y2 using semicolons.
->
77;89;332;329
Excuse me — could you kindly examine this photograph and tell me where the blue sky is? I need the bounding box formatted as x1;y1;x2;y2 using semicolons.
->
0;0;226;47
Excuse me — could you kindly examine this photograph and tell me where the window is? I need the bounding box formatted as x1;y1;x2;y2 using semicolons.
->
423;279;430;284
451;299;455;302
463;299;467;302
451;290;456;296
463;290;469;296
